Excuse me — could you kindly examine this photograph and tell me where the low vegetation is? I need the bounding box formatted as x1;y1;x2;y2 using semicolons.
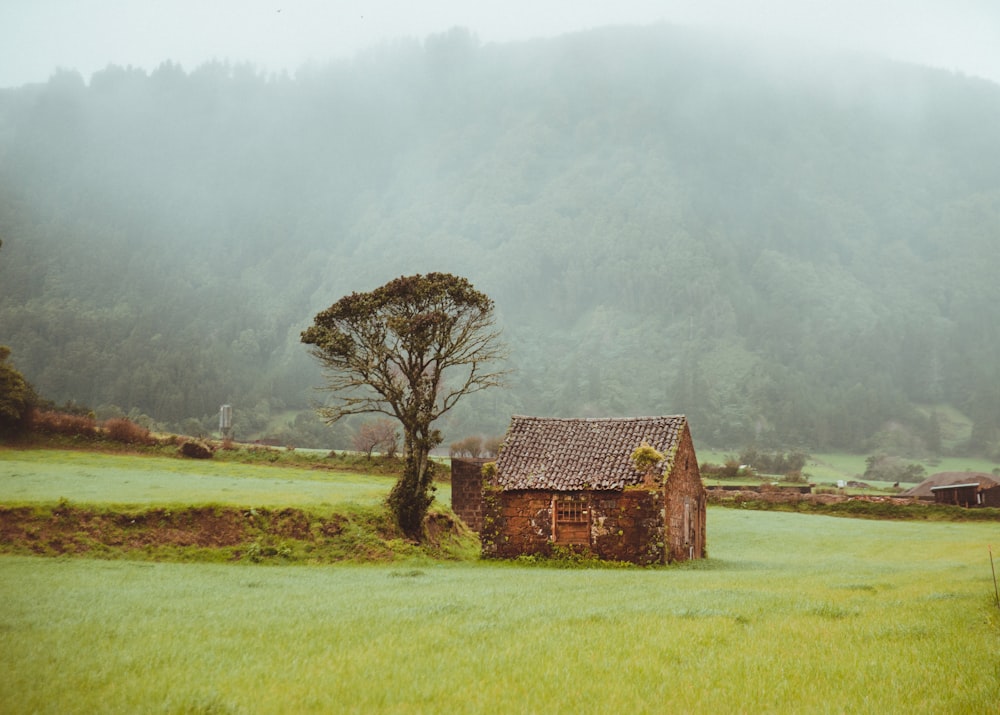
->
709;491;1000;522
0;502;477;564
0;509;996;713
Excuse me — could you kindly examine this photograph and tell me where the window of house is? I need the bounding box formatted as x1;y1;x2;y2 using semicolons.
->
556;499;586;523
553;496;590;546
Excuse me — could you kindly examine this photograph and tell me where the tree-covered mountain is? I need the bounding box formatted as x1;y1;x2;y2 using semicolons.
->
2;24;999;455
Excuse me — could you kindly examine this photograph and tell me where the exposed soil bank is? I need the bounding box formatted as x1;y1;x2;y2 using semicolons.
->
0;503;476;562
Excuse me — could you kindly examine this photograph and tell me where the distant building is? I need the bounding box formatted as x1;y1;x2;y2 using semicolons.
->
930;481;1000;508
903;472;1000;506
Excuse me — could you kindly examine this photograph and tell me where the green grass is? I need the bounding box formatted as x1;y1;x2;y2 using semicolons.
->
0;448;439;508
702;449;1000;490
1;509;998;714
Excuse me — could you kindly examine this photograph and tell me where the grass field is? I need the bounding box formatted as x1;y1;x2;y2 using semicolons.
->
1;509;998;713
1;448;998;712
699;448;1000;490
0;448;422;508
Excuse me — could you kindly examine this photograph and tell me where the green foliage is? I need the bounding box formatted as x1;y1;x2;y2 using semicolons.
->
863;454;927;484
715;496;1000;522
303;273;506;538
0;346;36;435
630;442;664;472
514;544;638;569
738;447;809;476
699;459;746;479
0;500;477;564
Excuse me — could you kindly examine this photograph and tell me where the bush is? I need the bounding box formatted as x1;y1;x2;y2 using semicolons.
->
739;447;809;475
179;440;213;459
30;410;98;439
103;418;154;445
782;470;807;484
700;460;743;478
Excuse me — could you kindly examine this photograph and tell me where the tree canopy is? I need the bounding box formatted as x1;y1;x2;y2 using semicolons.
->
302;272;506;536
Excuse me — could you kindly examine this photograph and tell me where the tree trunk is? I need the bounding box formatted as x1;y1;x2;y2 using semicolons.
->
388;427;434;539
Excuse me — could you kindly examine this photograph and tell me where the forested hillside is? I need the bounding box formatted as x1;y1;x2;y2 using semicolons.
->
2;25;999;454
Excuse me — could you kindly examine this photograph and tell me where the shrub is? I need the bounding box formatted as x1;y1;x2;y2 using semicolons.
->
782;470;807;484
30;410;98;439
103;418;153;445
179;440;213;459
700;460;742;478
631;442;664;485
739;447;809;475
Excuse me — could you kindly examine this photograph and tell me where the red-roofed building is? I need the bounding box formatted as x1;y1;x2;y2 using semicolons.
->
454;415;706;564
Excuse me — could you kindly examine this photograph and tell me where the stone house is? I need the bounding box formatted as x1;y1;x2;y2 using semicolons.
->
453;415;706;565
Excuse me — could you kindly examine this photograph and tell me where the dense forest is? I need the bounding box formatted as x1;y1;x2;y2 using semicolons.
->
1;25;999;455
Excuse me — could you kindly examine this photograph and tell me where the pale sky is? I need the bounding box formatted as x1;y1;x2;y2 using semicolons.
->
1;0;999;88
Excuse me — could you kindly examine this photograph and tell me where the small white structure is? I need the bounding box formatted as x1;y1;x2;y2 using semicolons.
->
219;404;233;440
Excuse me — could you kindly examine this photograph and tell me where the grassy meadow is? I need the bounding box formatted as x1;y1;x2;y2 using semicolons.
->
0;448;417;508
1;448;998;712
1;510;998;713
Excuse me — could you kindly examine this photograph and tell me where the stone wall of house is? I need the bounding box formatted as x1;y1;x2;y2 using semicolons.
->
591;489;665;565
481;489;553;558
450;458;490;532
481;489;667;565
663;423;707;562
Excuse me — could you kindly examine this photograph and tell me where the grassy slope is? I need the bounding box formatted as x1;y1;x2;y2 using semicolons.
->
0;510;997;714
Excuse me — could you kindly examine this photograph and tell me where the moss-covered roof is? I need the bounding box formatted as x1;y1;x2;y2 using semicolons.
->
493;415;687;491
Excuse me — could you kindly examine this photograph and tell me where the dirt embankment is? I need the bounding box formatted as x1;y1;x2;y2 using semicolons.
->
0;504;471;561
0;505;307;553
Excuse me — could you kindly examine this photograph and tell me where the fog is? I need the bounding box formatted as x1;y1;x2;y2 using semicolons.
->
2;0;999;88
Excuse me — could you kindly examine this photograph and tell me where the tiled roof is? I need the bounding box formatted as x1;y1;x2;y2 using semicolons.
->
493;415;687;491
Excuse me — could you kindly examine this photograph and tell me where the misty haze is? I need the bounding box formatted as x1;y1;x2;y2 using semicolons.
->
2;13;1000;715
2;24;998;457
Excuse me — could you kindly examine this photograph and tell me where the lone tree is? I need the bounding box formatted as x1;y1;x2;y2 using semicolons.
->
301;273;506;538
